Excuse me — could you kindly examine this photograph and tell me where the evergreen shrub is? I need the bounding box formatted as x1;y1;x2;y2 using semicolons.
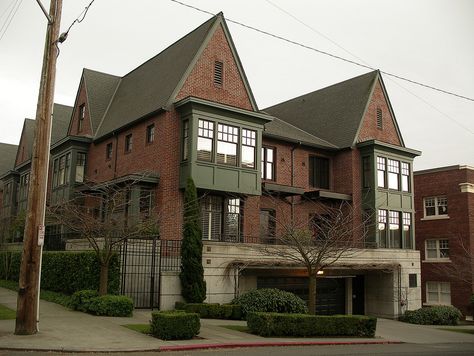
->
400;305;462;325
247;312;377;337
150;311;200;340
231;288;308;318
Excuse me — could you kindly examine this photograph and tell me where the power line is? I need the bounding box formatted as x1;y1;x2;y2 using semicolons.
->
169;0;474;103
263;0;474;135
0;0;23;42
57;0;95;44
0;0;17;24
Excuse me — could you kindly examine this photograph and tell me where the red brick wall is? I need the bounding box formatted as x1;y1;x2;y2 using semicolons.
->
86;111;183;240
68;80;93;137
414;167;474;315
176;24;254;111
357;79;402;146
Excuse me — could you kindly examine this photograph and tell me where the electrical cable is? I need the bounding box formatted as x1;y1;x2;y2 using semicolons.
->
57;0;95;44
263;0;474;135
169;0;474;103
0;0;23;42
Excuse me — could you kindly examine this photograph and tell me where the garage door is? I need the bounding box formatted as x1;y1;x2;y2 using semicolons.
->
257;276;345;315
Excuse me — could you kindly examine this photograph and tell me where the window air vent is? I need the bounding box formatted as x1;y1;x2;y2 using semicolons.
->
376;107;383;129
214;61;223;86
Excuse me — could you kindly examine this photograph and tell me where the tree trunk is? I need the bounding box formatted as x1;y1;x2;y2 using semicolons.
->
99;263;108;296
308;273;317;314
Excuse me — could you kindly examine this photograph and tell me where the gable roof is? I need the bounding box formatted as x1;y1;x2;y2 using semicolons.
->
264;71;379;148
15;118;36;166
95;14;221;139
0;143;18;178
82;69;121;134
51;103;73;145
263;117;337;150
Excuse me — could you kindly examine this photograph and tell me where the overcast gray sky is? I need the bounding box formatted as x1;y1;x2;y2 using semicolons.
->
0;0;472;170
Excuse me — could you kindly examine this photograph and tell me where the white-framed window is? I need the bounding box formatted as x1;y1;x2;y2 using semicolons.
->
241;129;256;168
426;281;451;305
424;196;448;217
197;119;214;162
377;156;386;188
425;239;449;260
217;124;238;166
401;162;410;192
387;159;400;190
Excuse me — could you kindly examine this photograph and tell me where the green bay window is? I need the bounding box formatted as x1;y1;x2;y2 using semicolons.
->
403;212;412;249
241;129;256;168
389;210;401;248
217;123;238;166
377;209;387;247
75;152;86;183
401;162;410;192
387;159;399;190
377;157;386;188
197;119;213;161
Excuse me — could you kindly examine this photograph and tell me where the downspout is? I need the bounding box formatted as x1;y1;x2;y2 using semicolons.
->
398;264;402;318
290;142;302;221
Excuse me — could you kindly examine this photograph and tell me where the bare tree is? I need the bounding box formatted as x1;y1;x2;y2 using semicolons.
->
252;198;370;314
48;178;159;295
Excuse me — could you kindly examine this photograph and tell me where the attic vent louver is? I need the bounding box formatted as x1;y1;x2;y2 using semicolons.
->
376;107;383;129
214;61;223;86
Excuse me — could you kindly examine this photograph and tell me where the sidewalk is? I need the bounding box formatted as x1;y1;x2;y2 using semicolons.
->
0;288;473;352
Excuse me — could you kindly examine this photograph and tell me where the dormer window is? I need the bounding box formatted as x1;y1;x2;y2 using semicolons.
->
214;61;223;86
78;104;85;132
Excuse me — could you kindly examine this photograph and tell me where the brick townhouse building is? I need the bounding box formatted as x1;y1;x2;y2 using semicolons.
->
0;13;422;317
414;165;474;317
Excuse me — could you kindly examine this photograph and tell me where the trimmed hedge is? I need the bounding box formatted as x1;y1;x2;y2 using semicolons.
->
232;288;308;318
247;312;377;337
150;311;200;340
70;290;133;317
179;303;242;320
0;251;120;295
400;306;462;325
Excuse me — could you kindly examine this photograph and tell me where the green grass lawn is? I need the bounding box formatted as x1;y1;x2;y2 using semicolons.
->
123;324;151;335
439;328;474;335
219;324;249;333
0;304;16;320
0;279;71;308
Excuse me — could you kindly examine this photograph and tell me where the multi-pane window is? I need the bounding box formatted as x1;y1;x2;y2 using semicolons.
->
78;104;85;132
224;198;241;242
424;196;448;217
309;156;330;189
377;157;386;188
3;182;11;207
125;134;133;153
200;195;241;242
362;156;371;188
197;119;214;161
19;173;30;201
401;162;410;192
182;120;189;160
214;61;223;86
106;143;113;160
387;159;400;190
75;152;86;183
146;124;155;144
260;209;276;241
139;188;153;218
241;129;256;168
55;153;71;186
403;212;412;249
389;210;401;248
261;147;275;180
426;281;451;305
425;239;449;259
217;124;238;166
378;209;387;248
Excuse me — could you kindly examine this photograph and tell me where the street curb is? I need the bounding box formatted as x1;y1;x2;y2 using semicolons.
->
0;341;404;353
159;340;404;352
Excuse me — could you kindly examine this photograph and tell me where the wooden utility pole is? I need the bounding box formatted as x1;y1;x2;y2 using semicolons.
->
15;0;63;335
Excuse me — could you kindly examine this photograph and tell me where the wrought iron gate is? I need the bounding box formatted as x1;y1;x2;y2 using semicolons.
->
120;238;181;309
